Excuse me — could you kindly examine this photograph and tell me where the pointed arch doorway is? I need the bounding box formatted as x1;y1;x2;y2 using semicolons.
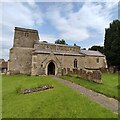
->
48;62;55;75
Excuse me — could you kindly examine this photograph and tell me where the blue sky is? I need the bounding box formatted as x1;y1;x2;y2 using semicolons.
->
0;0;119;60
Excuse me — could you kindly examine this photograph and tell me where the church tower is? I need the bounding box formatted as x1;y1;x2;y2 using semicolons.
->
8;27;39;75
13;27;39;48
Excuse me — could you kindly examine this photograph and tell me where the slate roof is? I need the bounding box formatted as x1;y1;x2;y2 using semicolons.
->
33;50;84;56
33;49;105;57
81;50;105;57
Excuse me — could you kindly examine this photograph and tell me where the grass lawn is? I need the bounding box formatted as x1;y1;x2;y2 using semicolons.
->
0;75;2;119
2;75;117;118
60;72;119;101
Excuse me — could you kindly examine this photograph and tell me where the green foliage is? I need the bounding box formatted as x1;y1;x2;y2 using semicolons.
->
55;39;67;45
42;41;48;43
61;73;119;101
117;84;120;89
2;75;117;118
104;19;120;69
88;45;104;54
81;48;86;50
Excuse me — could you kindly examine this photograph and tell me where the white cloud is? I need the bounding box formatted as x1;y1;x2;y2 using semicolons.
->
46;2;117;42
40;34;57;43
1;2;44;60
2;2;43;28
46;5;90;41
1;0;119;2
1;1;118;60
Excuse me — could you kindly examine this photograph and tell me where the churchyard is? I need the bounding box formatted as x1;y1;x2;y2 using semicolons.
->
2;73;118;118
61;72;119;101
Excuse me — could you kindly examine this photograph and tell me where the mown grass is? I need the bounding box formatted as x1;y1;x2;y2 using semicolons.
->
60;72;119;101
2;75;117;118
0;75;2;119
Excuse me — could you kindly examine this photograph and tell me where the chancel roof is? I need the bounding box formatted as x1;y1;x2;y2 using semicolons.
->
33;49;105;57
81;50;105;57
33;50;84;56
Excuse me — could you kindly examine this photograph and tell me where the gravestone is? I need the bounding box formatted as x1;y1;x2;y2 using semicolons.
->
62;68;66;76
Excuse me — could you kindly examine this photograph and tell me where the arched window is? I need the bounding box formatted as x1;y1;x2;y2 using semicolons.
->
74;59;77;68
96;57;99;63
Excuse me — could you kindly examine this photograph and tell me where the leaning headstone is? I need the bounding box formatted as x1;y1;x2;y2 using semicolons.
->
87;71;92;81
82;70;86;79
77;69;80;77
73;68;78;74
79;69;82;77
62;68;66;76
67;68;70;75
69;70;73;76
92;70;102;83
77;68;102;84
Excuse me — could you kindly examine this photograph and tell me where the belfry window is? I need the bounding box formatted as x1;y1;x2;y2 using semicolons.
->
74;59;77;68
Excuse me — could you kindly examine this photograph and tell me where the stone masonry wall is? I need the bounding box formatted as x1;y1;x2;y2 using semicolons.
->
34;43;80;53
9;27;39;75
13;27;39;48
62;68;102;84
31;52;105;77
84;56;107;69
31;53;85;76
9;47;33;75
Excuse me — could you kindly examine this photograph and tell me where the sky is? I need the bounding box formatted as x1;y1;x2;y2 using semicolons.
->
0;0;119;60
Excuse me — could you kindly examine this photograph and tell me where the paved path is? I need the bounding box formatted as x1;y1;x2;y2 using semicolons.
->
52;76;119;114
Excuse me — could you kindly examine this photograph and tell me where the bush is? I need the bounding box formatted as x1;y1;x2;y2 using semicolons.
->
117;84;120;89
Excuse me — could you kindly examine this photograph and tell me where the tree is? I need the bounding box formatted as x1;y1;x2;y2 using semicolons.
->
104;19;120;69
74;43;76;46
88;45;104;54
42;41;48;43
55;39;67;45
81;48;86;50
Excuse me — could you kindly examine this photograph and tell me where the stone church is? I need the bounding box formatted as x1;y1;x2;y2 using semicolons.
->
8;27;107;76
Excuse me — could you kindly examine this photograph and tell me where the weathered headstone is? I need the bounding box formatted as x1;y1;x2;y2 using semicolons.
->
67;68;70;74
73;68;78;74
76;68;102;84
62;68;66;76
